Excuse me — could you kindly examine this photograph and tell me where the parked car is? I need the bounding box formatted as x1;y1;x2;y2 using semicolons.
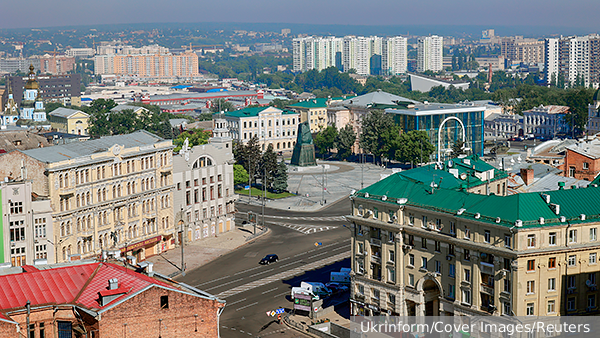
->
259;254;278;265
326;282;349;293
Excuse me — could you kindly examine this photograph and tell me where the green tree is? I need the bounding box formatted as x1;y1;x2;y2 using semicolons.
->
233;164;249;186
451;140;466;156
210;98;235;113
272;161;288;192
395;131;435;167
173;129;211;152
359;110;396;164
259;143;278;190
564;88;593;133
45;102;65;113
314;126;338;158
335;124;356;160
234;136;261;186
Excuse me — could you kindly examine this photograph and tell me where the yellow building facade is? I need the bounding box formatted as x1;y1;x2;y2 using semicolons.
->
47;107;90;135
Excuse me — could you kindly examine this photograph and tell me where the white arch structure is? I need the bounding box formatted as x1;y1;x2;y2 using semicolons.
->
437;116;466;161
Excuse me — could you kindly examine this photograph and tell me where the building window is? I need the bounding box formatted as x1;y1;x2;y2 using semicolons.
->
435;260;442;274
408;254;414;267
449;221;455;236
526;280;535;294
160;295;169;309
504;279;511;293
9;201;23;214
583;162;589;170
448;244;455;256
389;250;395;263
527;259;535;271
568;275;576;289
408;274;414;286
547;300;556;314
591;228;597;242
462;289;471;305
464;227;470;239
448;284;455;299
357;242;364;255
421;257;427;270
464;268;471;283
464;249;470;261
590;253;597;264
589;273;597;286
526;303;535;316
589;295;596;309
504;234;511;248
422;215;428;228
449;263;455;278
388;267;396;283
421;238;427;249
434;241;440;252
569;229;577;243
58;321;72;338
484;230;490;243
567;297;576;311
568;255;576;267
569;166;575;177
527;234;536;248
548;278;556;291
503;302;511;316
549;232;556;246
548;257;556;269
408;214;414;225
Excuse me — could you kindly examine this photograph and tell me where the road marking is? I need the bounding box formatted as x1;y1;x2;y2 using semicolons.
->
235;265;263;275
236;301;258;311
226;298;247;306
279;257;291;262
293;251;308;257
195;275;231;287
273;291;290;298
308;251;329;259
248;268;274;278
204;278;241;291
322;242;339;249
216;251;350;298
331;245;350;251
261;287;278;294
307;249;316;253
279;261;301;269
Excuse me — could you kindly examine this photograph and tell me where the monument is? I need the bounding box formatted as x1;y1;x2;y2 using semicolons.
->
291;121;316;166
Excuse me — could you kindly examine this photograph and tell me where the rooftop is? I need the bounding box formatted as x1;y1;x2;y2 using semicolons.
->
355;157;600;228
340;89;417;108
223;106;297;118
20;130;164;163
48;107;88;119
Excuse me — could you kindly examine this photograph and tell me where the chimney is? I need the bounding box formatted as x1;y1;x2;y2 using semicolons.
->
520;168;534;186
108;278;119;290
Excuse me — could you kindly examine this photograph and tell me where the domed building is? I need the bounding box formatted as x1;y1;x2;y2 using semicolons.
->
19;64;47;122
0;81;19;126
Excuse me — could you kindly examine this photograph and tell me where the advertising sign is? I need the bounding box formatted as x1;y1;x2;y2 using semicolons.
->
293;293;311;312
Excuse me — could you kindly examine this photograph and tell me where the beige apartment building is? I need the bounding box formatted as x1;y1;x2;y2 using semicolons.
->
288;98;328;133
221;106;300;152
501;37;545;65
94;52;199;78
348;156;600;318
0;130;175;263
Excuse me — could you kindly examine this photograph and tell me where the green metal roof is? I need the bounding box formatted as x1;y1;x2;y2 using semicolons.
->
356;165;600;229
398;155;508;190
223;106;297;118
288;98;328;109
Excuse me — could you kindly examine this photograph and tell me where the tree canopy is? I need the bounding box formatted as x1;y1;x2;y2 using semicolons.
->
395;131;436;166
172;129;211;153
335;125;356;160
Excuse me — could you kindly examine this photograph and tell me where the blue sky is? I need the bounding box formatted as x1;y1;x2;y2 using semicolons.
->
2;0;598;31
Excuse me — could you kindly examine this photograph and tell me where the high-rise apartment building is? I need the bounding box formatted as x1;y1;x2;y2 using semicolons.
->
94;50;199;79
417;36;443;72
501;36;545;65
293;36;407;76
545;34;600;88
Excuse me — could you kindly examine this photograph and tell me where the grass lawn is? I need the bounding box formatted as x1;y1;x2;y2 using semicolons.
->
235;187;295;199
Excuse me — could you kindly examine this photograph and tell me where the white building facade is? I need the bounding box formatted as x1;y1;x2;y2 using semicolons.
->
417;36;444;72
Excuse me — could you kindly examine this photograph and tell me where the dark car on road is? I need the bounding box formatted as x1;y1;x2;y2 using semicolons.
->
259;254;278;265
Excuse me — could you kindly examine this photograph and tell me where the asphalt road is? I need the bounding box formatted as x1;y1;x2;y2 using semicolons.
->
177;200;353;338
236;195;352;219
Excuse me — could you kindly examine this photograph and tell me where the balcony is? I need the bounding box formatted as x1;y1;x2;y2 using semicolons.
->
480;283;494;295
480;262;494;275
371;255;381;264
370;238;381;247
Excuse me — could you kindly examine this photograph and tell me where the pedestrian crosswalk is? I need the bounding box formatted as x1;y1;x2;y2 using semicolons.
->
266;215;346;221
277;223;337;234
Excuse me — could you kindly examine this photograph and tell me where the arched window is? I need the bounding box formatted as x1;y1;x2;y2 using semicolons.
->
192;156;214;169
64;173;69;187
59;174;63;188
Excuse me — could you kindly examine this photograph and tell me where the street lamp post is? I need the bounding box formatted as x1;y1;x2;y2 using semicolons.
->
262;168;266;230
178;207;186;277
321;164;325;205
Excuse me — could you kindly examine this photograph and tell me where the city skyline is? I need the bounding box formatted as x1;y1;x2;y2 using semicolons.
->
1;0;599;32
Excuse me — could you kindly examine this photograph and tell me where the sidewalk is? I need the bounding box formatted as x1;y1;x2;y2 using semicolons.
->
145;224;268;277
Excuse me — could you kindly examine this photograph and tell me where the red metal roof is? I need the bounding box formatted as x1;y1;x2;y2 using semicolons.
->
0;263;177;312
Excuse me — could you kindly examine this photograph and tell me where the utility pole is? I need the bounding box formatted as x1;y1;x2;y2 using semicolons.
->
322;164;325;205
262;168;266;229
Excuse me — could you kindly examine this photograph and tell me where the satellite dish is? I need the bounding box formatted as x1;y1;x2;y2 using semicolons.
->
448;160;453;168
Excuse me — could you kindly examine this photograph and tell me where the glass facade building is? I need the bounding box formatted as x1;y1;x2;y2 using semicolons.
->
386;104;485;161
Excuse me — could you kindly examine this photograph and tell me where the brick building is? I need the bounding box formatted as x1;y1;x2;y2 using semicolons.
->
0;261;225;337
562;141;600;181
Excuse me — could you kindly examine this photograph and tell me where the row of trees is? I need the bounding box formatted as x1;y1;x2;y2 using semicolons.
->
85;99;179;139
313;111;436;166
233;136;288;192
